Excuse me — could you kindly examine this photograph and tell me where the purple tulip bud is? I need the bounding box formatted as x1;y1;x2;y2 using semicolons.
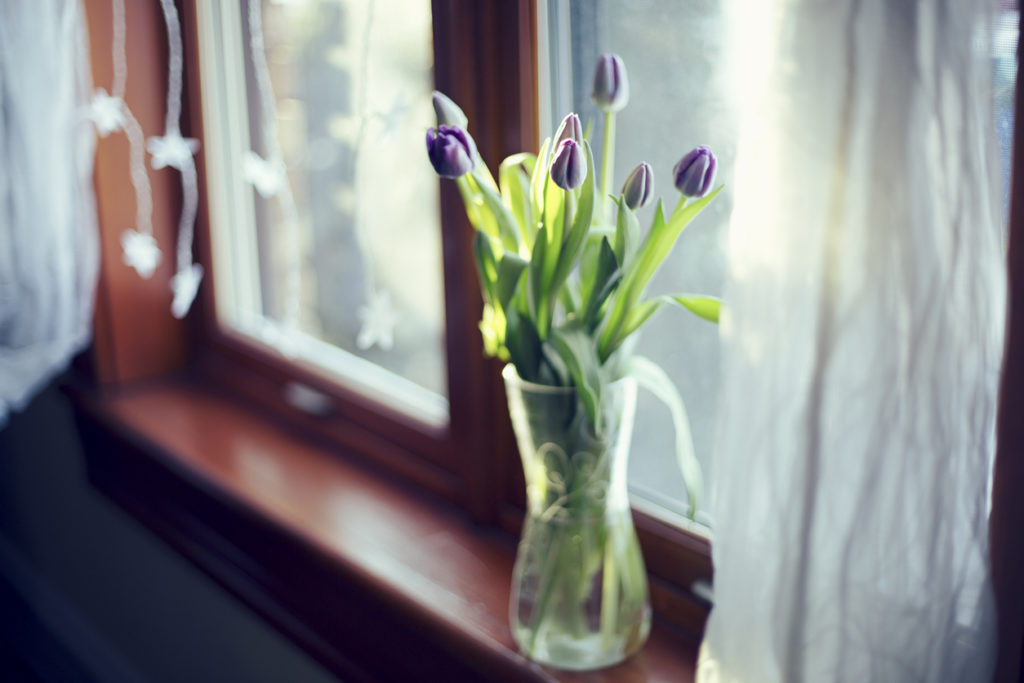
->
591;54;629;113
673;146;716;198
432;91;468;128
550;139;586;190
621;162;654;210
553;112;583;146
426;125;477;178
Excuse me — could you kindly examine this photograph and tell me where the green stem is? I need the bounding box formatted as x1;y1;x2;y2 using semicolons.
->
474;154;499;191
455;175;483;230
564;188;577;234
526;518;573;652
599;518;620;648
670;194;689;219
599;111;616;225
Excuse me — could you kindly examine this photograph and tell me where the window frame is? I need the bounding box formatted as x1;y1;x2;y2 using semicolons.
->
166;1;520;518
79;0;1021;667
188;0;713;636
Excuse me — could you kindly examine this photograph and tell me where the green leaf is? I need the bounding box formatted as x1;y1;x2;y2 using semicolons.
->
509;274;531;317
651;197;667;236
538;342;569;387
464;173;500;240
600;186;723;361
582;236;620;330
578;235;601;305
549;321;602;427
612;294;722;356
471;168;521;253
505;309;542;381
499;153;536;247
541;174;564;286
472;231;498;303
537;179;564;332
670;294;721;323
530;137;551;225
454;175;487;234
559;281;581;316
495;253;529;311
612;196;640;267
626;356;703;520
635;187;723;294
527;224;549;337
478;303;505;357
619;298;661;342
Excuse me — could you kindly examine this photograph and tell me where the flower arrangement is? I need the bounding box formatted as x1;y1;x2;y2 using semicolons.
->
426;53;721;517
425;53;722;668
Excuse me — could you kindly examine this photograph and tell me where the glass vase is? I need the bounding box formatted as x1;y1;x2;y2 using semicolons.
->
503;364;651;670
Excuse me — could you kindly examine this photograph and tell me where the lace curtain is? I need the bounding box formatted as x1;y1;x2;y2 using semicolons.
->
699;1;1005;680
0;0;97;428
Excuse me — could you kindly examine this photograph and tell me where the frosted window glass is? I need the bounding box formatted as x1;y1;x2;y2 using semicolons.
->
545;0;734;525
200;0;448;426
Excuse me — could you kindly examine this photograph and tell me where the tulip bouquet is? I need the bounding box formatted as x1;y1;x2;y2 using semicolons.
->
425;54;721;668
427;53;721;512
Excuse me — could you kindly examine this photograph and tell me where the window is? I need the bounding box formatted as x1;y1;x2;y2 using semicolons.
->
189;0;1020;613
187;0;716;634
197;0;448;427
543;0;1021;528
187;0;537;521
198;0;734;534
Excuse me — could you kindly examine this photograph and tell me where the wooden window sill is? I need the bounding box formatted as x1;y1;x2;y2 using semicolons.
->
70;377;699;682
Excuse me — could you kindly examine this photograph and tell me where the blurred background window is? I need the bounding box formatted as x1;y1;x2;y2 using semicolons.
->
199;0;448;427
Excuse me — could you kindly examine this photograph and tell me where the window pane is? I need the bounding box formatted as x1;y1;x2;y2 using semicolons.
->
545;0;1019;527
544;0;733;526
199;0;448;426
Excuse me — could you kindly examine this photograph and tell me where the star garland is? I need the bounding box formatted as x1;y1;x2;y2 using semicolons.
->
89;0;161;280
152;0;202;318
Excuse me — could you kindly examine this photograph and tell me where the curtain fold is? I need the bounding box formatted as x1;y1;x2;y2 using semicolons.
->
699;1;1004;680
0;0;98;428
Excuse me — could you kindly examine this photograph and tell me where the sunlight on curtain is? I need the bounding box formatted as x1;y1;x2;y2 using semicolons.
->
699;1;1005;680
0;0;98;428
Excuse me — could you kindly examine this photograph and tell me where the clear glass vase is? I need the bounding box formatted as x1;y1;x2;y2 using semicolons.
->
503;364;651;671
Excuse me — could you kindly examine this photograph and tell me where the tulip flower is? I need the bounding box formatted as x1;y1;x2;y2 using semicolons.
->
673;146;716;198
621;162;653;210
554;112;583;146
550;139;586;190
591;54;629;113
432;91;468;128
426;125;477;178
591;54;629;222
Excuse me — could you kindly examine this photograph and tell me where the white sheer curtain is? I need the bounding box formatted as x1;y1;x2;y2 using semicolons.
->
700;1;1004;681
0;0;98;428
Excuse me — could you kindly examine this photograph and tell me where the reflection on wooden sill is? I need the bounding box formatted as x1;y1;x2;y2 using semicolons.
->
71;377;700;682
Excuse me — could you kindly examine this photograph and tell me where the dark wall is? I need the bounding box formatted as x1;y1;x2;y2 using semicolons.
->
0;378;338;683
